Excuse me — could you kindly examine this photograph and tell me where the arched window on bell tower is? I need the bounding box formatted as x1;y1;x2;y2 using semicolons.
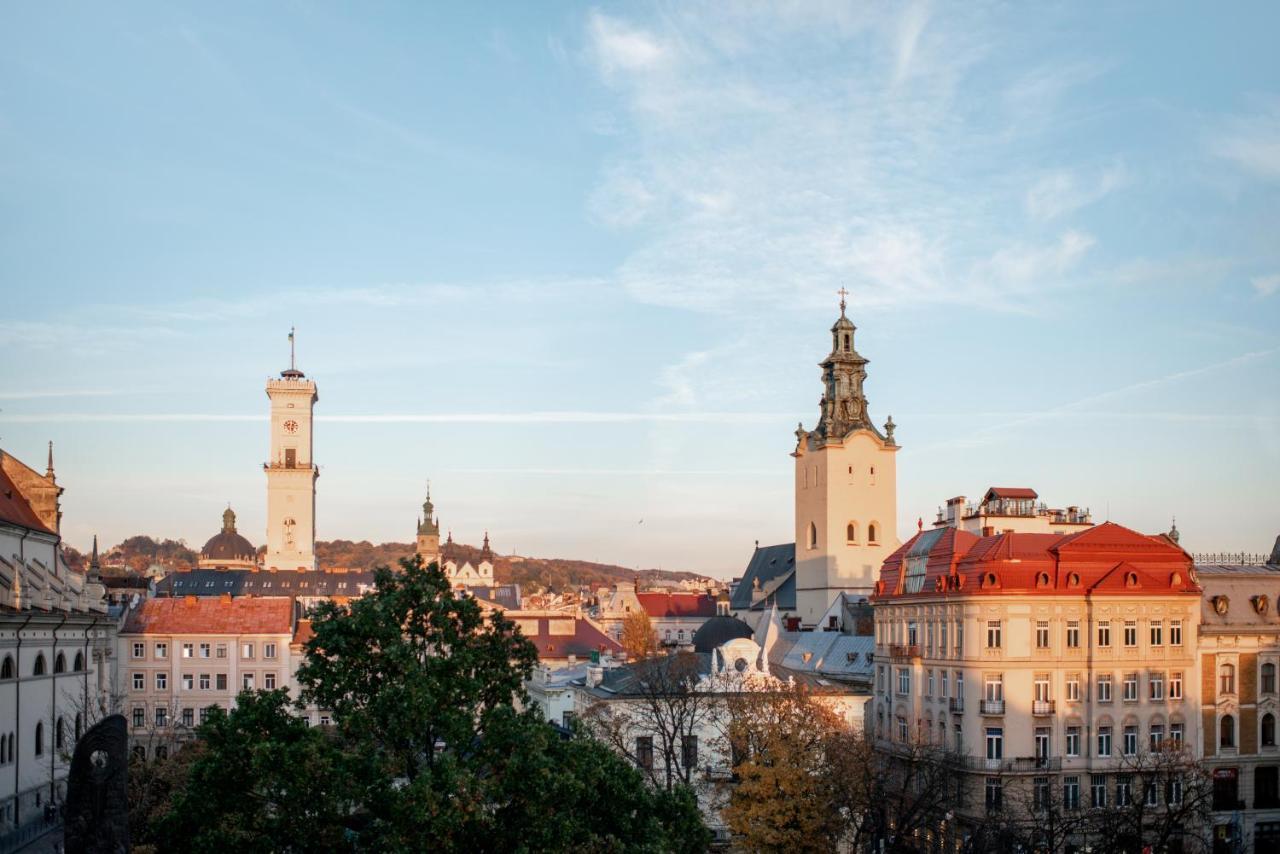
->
808;522;818;550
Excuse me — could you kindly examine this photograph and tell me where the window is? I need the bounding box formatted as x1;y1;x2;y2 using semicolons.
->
1066;726;1081;757
1066;620;1080;648
53;652;65;673
182;643;193;659
1221;715;1236;748
132;672;144;691
1097;621;1111;648
898;718;908;742
1034;675;1051;704
1097;674;1112;703
155;707;167;727
636;736;654;769
807;522;818;549
0;655;12;680
155;672;167;691
242;643;255;660
1098;726;1112;757
1066;674;1081;702
1124;620;1137;647
956;620;964;652
986;727;1004;760
1091;774;1107;808
897;668;910;695
34;722;43;756
215;674;227;691
243;673;255;691
1169;778;1183;805
155;643;167;659
199;674;210;690
264;672;277;690
868;523;879;544
1150;620;1163;646
32;654;46;676
1035;727;1050;760
1150;673;1165;700
1146;781;1160;807
941;621;948;651
1170;620;1182;646
1036;621;1050;649
681;735;698;768
1124;725;1138;756
181;674;193;691
199;643;210;659
1117;775;1133;807
1265;663;1277;695
132;708;144;728
216;644;228;659
1170;722;1184;745
984;674;1004;702
986;621;1002;649
956;672;965;704
926;669;934;697
1170;671;1183;700
985;778;1002;811
55;717;64;749
1221;663;1236;695
1034;777;1051;812
1264;713;1276;748
907;622;919;646
132;642;144;659
1150;724;1165;751
846;522;858;543
1123;673;1138;702
1064;776;1080;810
199;707;212;724
181;708;194;728
265;643;277;660
877;666;885;693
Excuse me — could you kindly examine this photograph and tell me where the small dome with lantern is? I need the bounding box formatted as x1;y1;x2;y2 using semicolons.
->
198;507;258;569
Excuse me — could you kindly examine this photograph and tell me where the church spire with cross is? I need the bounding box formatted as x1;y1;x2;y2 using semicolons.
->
811;288;876;443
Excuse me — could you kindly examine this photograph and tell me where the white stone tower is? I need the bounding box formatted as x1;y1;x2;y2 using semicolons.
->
792;292;899;626
264;329;318;571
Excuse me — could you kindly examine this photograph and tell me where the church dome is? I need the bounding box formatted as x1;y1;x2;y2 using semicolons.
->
691;615;754;654
201;508;256;563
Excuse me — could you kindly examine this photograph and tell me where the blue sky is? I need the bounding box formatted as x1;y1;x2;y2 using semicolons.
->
2;2;1277;577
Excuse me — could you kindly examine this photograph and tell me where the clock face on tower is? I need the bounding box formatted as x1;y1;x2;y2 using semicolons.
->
283;419;299;434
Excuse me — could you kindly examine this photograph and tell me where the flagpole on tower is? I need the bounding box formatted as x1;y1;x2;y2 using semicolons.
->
289;327;296;372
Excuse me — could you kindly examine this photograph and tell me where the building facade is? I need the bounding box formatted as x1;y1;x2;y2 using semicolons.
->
263;346;319;572
871;521;1202;846
792;297;899;626
0;446;112;831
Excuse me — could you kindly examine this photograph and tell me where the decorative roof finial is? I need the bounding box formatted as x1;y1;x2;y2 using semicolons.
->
46;440;54;477
1168;516;1180;545
884;415;896;445
837;286;849;316
223;506;237;533
91;534;99;568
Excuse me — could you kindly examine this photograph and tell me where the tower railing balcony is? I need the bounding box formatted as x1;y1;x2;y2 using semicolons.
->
949;697;964;713
263;462;318;473
1033;700;1056;715
979;699;1005;715
889;644;921;661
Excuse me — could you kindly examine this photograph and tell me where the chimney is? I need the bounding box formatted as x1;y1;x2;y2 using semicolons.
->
586;665;604;688
220;593;232;604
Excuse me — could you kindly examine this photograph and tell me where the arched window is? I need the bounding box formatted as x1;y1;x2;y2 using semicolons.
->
1264;663;1277;695
55;718;64;750
0;655;12;680
1264;713;1277;748
32;654;46;676
54;653;66;674
1220;664;1236;695
808;522;818;550
0;733;6;764
868;523;879;544
1221;715;1236;748
74;652;84;672
34;722;43;756
846;522;859;544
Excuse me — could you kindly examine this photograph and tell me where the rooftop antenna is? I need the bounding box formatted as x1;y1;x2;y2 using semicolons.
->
289;326;296;372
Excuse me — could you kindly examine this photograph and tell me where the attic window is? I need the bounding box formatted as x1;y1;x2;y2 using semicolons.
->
1125;572;1139;589
1036;572;1051;589
981;572;998;589
1067;572;1081;588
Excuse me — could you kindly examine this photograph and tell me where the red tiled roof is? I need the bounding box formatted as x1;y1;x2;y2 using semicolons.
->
292;618;314;647
0;466;54;535
122;595;294;635
984;487;1038;500
518;615;623;660
875;522;1197;600
636;591;716;618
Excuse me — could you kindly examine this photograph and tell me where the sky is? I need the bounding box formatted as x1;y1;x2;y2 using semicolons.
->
1;2;1277;578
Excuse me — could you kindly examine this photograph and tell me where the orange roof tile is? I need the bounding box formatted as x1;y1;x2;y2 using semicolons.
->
0;466;54;535
123;595;294;635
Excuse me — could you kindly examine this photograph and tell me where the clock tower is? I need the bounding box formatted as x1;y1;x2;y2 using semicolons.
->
264;330;318;571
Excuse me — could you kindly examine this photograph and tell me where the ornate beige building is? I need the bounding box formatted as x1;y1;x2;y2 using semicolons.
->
792;295;899;626
263;340;318;572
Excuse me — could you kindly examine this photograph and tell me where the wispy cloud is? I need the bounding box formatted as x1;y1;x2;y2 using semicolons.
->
1212;100;1280;180
0;411;793;425
1252;274;1280;297
1025;163;1128;221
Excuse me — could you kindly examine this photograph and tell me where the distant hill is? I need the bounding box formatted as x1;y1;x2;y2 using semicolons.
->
315;540;714;594
95;535;713;593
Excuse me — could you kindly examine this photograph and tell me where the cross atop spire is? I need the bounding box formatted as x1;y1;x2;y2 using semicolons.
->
837;287;849;315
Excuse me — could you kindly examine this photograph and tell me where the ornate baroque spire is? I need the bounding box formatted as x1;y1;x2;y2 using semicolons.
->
813;290;874;442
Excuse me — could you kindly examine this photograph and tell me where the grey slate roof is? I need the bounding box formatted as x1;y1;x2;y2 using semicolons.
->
731;543;796;611
157;568;378;598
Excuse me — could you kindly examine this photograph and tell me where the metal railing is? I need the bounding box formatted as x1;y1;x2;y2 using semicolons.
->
1033;700;1056;715
980;699;1005;715
889;644;921;660
951;755;1062;773
949;697;964;713
1193;553;1275;567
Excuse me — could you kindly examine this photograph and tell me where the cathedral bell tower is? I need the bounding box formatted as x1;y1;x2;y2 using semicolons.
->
264;329;318;572
792;291;899;626
415;484;441;568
